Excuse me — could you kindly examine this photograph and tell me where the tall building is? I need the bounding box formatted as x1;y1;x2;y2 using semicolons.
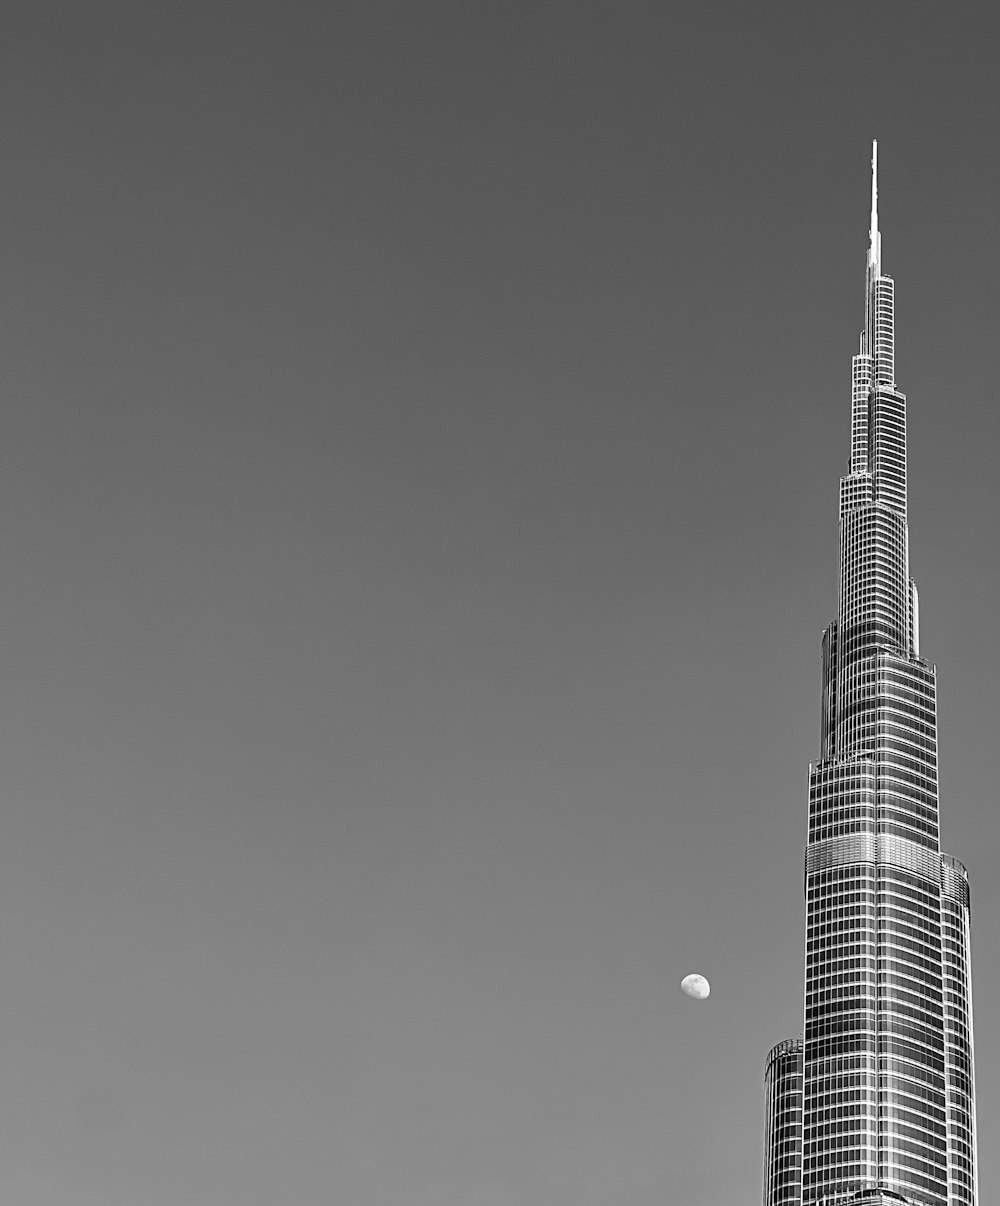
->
761;144;978;1206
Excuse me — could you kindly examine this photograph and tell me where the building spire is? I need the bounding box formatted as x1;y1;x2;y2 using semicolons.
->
868;139;880;276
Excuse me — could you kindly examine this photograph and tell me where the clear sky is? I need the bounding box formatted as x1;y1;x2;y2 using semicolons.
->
1;4;999;1204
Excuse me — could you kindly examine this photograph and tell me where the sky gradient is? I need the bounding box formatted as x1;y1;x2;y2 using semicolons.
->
1;4;999;1204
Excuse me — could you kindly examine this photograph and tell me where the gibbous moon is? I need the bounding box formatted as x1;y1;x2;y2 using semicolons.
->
681;973;710;1000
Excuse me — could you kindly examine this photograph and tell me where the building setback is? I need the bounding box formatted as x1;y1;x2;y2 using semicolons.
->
761;144;978;1206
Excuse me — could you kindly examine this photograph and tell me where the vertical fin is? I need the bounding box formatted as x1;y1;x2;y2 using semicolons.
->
868;140;880;276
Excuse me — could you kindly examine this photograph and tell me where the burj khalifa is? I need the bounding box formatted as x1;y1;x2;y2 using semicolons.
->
761;144;978;1206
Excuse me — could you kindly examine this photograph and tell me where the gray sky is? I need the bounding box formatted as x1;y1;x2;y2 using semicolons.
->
1;3;999;1204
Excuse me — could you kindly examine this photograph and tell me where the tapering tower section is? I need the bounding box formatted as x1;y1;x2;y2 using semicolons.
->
763;145;978;1206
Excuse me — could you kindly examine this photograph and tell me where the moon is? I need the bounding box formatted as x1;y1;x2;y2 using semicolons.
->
681;973;710;1000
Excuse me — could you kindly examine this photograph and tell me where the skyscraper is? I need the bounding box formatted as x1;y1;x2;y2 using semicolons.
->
761;144;978;1206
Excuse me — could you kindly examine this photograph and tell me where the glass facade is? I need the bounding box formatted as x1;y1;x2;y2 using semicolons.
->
762;145;978;1206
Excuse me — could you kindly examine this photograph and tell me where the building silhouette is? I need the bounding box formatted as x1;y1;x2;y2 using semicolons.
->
761;144;978;1206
